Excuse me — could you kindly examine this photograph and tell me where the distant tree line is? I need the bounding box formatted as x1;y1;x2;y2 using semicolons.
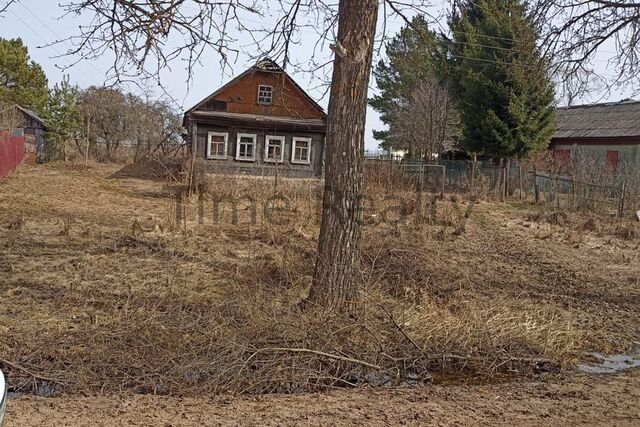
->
0;37;183;163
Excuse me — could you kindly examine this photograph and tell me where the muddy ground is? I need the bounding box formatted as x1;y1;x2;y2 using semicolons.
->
6;370;640;426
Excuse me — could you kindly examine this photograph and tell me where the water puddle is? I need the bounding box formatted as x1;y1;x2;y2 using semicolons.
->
577;351;640;374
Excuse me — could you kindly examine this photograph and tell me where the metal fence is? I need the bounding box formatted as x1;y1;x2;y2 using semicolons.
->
0;132;25;179
531;172;626;217
365;157;632;217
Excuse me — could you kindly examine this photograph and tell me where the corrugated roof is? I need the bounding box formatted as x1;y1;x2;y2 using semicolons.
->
553;100;640;139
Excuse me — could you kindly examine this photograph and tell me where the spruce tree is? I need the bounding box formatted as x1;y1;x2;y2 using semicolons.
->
448;0;555;159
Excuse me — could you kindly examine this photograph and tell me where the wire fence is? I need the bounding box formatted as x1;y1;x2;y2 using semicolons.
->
531;172;626;217
365;157;633;218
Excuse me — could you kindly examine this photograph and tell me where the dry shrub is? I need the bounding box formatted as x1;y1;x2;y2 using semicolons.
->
526;210;570;226
2;225;583;397
0;163;588;398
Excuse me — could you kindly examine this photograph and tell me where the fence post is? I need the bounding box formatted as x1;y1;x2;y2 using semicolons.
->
618;181;626;218
387;158;392;195
416;164;424;224
570;177;576;211
469;159;476;190
518;165;523;200
533;166;540;204
500;165;506;202
555;176;561;210
440;165;446;199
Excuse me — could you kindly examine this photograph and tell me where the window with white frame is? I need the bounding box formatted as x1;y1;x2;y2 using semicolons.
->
207;132;228;159
291;137;311;164
235;133;257;161
257;85;273;104
264;135;285;162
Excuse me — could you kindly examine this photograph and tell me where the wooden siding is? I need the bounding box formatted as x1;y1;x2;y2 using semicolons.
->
202;70;324;120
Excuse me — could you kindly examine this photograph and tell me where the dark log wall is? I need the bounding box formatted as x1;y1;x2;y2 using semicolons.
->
194;124;325;178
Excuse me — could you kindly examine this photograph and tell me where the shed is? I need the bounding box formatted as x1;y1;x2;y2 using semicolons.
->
551;100;640;171
15;105;48;163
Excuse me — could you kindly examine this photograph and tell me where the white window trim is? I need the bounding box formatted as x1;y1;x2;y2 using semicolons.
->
235;133;257;161
206;132;228;160
264;135;285;163
291;137;312;165
257;85;273;105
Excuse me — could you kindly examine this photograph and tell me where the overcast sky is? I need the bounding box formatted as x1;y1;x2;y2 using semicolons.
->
0;1;633;151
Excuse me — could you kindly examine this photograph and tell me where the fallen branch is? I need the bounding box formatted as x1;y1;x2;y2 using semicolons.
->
242;347;383;371
0;358;64;384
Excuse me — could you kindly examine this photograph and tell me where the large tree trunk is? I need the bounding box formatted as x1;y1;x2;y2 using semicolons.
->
308;0;378;311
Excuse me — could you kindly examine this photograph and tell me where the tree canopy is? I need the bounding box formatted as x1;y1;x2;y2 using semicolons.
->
369;15;447;151
0;37;48;114
447;0;555;159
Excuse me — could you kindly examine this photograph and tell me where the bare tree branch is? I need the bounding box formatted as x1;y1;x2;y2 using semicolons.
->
535;0;640;101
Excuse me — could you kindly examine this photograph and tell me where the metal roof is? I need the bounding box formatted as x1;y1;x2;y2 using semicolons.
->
553;100;640;139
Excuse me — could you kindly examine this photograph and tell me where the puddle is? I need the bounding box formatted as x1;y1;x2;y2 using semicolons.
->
577;351;640;374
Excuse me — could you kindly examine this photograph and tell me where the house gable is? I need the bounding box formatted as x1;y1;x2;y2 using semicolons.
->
187;59;325;121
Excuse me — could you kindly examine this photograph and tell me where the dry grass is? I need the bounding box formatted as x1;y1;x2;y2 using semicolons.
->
0;161;638;397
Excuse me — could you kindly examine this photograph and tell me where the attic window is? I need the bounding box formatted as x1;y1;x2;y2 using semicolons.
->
258;85;273;104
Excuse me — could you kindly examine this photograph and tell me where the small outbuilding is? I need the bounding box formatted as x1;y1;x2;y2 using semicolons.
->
15;105;48;163
551;100;640;172
183;59;327;178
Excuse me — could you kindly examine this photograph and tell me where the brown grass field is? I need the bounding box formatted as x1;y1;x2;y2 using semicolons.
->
0;161;639;424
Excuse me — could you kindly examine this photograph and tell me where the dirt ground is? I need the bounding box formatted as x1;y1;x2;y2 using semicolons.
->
1;161;640;424
6;370;640;426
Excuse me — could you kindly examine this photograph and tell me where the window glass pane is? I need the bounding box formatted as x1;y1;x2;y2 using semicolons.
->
266;138;282;160
258;85;273;104
238;136;255;159
209;134;226;157
294;140;310;162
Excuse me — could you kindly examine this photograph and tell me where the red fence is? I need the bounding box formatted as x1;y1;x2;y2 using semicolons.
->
0;132;25;179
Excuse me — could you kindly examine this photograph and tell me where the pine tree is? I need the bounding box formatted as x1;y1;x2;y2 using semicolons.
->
45;76;81;160
448;0;555;159
0;38;48;114
369;15;446;152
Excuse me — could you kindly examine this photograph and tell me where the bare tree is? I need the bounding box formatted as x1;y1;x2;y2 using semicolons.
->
388;79;459;160
0;102;22;133
0;0;16;15
536;1;640;99
79;86;130;161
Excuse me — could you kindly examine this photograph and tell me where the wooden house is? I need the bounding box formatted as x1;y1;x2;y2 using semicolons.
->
183;59;327;178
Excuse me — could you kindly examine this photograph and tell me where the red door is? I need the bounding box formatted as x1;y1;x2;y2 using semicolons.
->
605;151;619;172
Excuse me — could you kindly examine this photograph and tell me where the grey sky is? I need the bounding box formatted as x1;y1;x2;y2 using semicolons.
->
0;1;633;152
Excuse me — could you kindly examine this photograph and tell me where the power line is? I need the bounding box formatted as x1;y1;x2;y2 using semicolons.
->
18;1;106;78
8;8;98;84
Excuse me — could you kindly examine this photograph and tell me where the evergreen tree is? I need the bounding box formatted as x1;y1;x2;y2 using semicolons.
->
45;76;81;160
369;15;447;152
448;0;555;159
0;38;48;114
